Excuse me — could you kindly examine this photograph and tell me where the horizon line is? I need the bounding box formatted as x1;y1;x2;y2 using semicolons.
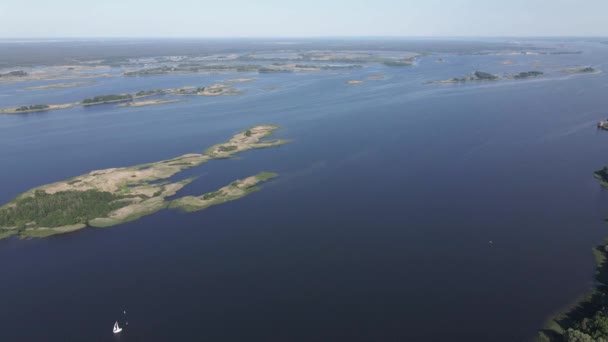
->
1;35;607;40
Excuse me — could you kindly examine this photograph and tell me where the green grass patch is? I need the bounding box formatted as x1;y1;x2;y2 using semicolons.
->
0;190;127;229
0;229;17;240
255;172;278;182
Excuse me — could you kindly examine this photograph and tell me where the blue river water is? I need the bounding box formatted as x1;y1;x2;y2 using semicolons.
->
2;41;608;341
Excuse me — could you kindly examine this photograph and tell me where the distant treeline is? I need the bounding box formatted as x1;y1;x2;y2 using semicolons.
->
0;70;27;78
474;71;499;80
135;89;164;96
15;104;49;112
82;94;132;104
382;60;414;67
124;64;260;76
513;71;544;79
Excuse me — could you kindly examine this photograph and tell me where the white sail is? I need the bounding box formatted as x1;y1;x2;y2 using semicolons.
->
113;321;122;334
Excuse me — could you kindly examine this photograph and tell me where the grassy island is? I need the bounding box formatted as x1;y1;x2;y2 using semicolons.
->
15;104;50;112
368;74;385;80
82;94;133;105
594;167;608;187
0;70;27;78
175;84;239;96
24;82;95;91
427;71;500;84
513;71;544;79
170;172;278;212
382;59;414;67
117;99;181;107
0;125;289;239
1;83;242;115
563;67;598;74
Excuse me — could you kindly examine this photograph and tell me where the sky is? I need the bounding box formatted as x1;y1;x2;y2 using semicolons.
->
1;0;607;38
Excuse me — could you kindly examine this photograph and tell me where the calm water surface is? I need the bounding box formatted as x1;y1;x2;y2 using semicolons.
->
2;41;608;341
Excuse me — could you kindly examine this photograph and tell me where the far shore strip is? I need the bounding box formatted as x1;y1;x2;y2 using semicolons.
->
0;83;240;114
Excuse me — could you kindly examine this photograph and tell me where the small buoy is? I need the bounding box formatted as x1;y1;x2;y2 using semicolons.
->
489;240;493;244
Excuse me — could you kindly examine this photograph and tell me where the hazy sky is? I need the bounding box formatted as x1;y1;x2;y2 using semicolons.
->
2;0;607;38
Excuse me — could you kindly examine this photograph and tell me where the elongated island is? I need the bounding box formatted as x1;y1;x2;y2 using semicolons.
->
0;83;240;115
0;125;289;240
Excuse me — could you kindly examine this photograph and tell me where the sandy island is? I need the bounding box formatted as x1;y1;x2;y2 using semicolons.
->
117;99;181;107
24;82;95;91
176;84;240;96
0;125;289;239
367;74;385;80
1;83;242;114
225;78;256;83
0;65;114;85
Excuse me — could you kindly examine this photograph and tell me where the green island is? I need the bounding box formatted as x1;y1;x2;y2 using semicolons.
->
82;94;133;105
123;63;363;76
15;104;50;112
537;165;608;340
169;172;278;212
512;71;544;79
0;125;289;240
0;70;27;78
24;82;95;91
563;67;598;74
345;80;364;85
117;99;181;107
175;84;239;96
382;58;415;67
0;83;239;114
367;74;385;80
427;71;500;84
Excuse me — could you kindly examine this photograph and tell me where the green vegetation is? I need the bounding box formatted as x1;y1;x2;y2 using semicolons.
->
0;229;17;239
218;145;238;152
595;168;608;187
202;191;222;200
539;241;608;341
169;172;279;213
255;172;279;182
428;71;501;84
135;89;163;96
293;64;363;70
513;71;544;79
0;190;126;229
124;64;261;76
0;126;288;240
565;67;597;74
258;67;293;73
245;129;252;137
382;60;414;67
539;164;608;341
15;104;49;112
124;66;173;76
82;94;133;104
474;71;499;80
0;70;27;78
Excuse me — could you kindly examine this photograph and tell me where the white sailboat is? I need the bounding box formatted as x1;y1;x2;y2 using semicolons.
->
113;321;123;334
